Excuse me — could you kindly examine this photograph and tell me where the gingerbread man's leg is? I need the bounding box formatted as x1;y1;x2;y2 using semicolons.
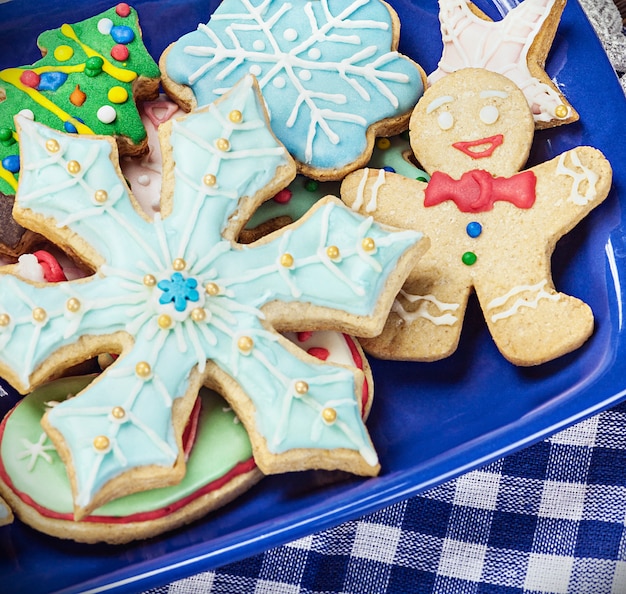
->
474;261;594;366
360;259;472;361
342;168;470;361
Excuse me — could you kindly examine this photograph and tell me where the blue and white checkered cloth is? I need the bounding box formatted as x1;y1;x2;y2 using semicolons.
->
145;397;626;594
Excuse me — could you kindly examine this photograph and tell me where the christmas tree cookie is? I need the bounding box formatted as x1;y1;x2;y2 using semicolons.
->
0;75;426;519
0;3;160;257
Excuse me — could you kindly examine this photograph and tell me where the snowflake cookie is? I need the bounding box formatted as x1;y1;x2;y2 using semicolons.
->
429;0;578;128
342;68;612;366
0;75;426;518
161;0;426;181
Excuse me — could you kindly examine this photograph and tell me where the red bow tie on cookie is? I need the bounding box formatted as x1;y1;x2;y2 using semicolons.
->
424;169;537;213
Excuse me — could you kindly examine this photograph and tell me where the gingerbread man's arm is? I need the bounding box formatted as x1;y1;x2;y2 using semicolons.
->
528;146;613;239
340;168;428;229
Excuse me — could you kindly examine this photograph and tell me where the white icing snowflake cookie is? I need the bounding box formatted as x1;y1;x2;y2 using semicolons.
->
161;0;427;180
0;75;426;519
342;68;612;366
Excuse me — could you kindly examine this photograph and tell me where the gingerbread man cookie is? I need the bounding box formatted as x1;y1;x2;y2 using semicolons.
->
429;0;577;128
341;68;612;366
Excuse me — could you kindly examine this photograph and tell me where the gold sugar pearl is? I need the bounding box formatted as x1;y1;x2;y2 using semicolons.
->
215;137;230;152
326;245;340;260
93;435;110;451
143;274;157;287
67;160;81;175
237;335;254;353
229;110;243;123
322;407;337;424
294;380;309;395
66;297;81;313
172;258;186;271
111;406;126;420
205;282;220;296
376;137;391;150
45;139;60;153
203;173;217;187
361;237;376;253
554;104;569;119
32;307;47;323
280;253;294;268
94;189;108;203
158;314;172;329
0;313;10;327
190;308;206;322
135;361;151;378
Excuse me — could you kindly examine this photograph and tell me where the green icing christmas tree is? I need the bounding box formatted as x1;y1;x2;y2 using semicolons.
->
0;3;160;253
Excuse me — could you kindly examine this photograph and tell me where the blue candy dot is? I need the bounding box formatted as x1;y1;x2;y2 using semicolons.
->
110;25;135;45
466;221;482;238
383;166;396;173
64;116;84;134
38;71;68;92
1;154;19;173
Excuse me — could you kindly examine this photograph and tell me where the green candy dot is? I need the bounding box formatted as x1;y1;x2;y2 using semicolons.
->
85;56;104;76
462;251;477;266
304;179;318;192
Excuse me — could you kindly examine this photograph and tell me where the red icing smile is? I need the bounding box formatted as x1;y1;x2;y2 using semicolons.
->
452;134;503;159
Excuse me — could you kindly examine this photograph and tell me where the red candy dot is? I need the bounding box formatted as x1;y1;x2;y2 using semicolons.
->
116;3;131;17
296;331;313;343
20;70;40;89
111;44;130;62
307;347;330;361
273;188;292;204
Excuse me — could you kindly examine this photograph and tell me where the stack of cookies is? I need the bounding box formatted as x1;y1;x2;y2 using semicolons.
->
0;0;612;544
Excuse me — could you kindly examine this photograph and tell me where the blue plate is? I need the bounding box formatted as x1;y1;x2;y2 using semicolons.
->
1;0;625;592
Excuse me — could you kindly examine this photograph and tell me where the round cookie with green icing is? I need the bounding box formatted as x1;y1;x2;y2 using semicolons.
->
0;3;161;257
242;132;430;242
0;375;261;544
0;330;373;543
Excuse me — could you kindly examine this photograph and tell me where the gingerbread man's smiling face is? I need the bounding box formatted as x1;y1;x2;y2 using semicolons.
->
410;68;535;179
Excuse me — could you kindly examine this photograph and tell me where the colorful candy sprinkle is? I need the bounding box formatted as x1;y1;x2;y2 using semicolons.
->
110;44;130;62
19;70;40;89
108;86;128;104
466;221;482;238
97;105;117;124
85;56;104;77
2;155;20;174
116;3;131;17
97;18;114;35
38;72;68;92
70;85;87;107
273;188;292;204
53;45;74;62
110;25;135;45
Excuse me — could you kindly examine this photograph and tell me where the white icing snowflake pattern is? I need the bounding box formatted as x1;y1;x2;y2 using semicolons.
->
165;0;425;173
0;76;423;515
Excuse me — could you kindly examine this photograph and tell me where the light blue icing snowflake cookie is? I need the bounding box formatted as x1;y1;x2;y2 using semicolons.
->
0;75;427;518
162;0;426;180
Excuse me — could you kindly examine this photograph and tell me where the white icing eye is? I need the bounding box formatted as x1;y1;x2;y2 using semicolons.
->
480;105;499;125
437;111;454;130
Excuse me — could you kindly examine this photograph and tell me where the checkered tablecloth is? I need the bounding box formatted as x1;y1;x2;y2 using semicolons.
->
144;3;626;593
146;398;626;594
